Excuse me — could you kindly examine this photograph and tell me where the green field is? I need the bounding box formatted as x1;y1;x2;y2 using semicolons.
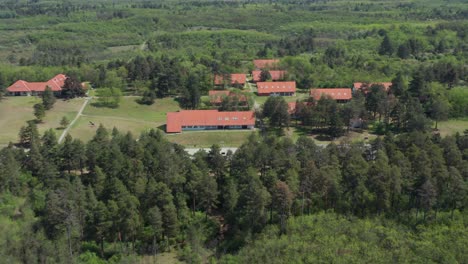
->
437;119;468;136
67;96;180;141
0;97;84;146
166;130;256;148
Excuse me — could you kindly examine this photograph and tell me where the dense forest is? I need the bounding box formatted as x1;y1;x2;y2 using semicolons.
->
0;0;467;263
0;124;467;262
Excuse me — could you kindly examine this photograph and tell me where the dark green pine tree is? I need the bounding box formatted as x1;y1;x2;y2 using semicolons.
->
259;69;272;82
145;206;163;255
397;43;410;59
0;148;21;194
390;72;406;97
328;105;344;138
237;168;271;232
34;103;46;122
341;146;370;216
42;86;56;110
378;35;394;56
272;181;293;232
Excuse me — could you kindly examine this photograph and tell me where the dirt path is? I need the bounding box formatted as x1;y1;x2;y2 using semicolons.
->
245;78;260;110
58;97;90;143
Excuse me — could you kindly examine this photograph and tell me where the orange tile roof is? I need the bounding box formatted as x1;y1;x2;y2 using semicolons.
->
166;110;255;133
257;81;296;95
208;90;247;104
209;90;230;104
353;82;392;92
288;102;297;114
310;88;352;101
7;74;67;93
252;70;287;82
214;74;246;85
253;59;279;69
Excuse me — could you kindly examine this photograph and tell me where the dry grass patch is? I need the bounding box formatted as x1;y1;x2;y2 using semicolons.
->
0;97;84;145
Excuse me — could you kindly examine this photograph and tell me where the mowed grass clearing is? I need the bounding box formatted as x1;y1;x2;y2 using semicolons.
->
68;96;180;141
437;119;468;136
165;130;256;147
0;97;84;145
82;96;180;123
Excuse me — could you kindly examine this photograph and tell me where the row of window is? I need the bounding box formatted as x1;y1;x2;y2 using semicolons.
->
181;125;252;129
259;85;293;89
217;116;248;121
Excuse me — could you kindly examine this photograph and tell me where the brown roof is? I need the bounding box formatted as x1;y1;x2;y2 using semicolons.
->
214;74;247;85
166;110;255;133
252;70;287;82
257;81;296;95
310;88;352;101
253;59;280;70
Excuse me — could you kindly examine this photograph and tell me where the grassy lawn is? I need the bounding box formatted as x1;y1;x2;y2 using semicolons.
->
83;96;180;123
165;130;256;147
285;124;377;145
0;97;84;146
437;119;468;136
68;115;157;142
68;96;180;142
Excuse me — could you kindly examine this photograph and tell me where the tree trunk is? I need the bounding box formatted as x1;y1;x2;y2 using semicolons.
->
192;197;196;216
152;235;156;255
100;237;104;258
67;225;73;258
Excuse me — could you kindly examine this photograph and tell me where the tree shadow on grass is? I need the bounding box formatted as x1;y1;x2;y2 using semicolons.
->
293;125;334;142
90;102;119;109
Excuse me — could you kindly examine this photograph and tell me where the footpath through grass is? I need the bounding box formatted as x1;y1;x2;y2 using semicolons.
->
68;96;180;141
0;97;84;146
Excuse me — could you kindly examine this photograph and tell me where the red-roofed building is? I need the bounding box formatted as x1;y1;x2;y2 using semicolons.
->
253;59;280;70
208;90;248;105
353;82;392;93
288;102;297;115
257;81;296;96
214;74;246;86
209;90;230;102
166;110;255;133
252;70;287;82
7;74;67;96
310;88;352;103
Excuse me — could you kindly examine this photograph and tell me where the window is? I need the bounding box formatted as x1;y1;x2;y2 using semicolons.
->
232;117;238;120
225;117;229;120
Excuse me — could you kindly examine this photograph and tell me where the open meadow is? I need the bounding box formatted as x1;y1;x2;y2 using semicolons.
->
67;96;180;141
0;97;84;146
